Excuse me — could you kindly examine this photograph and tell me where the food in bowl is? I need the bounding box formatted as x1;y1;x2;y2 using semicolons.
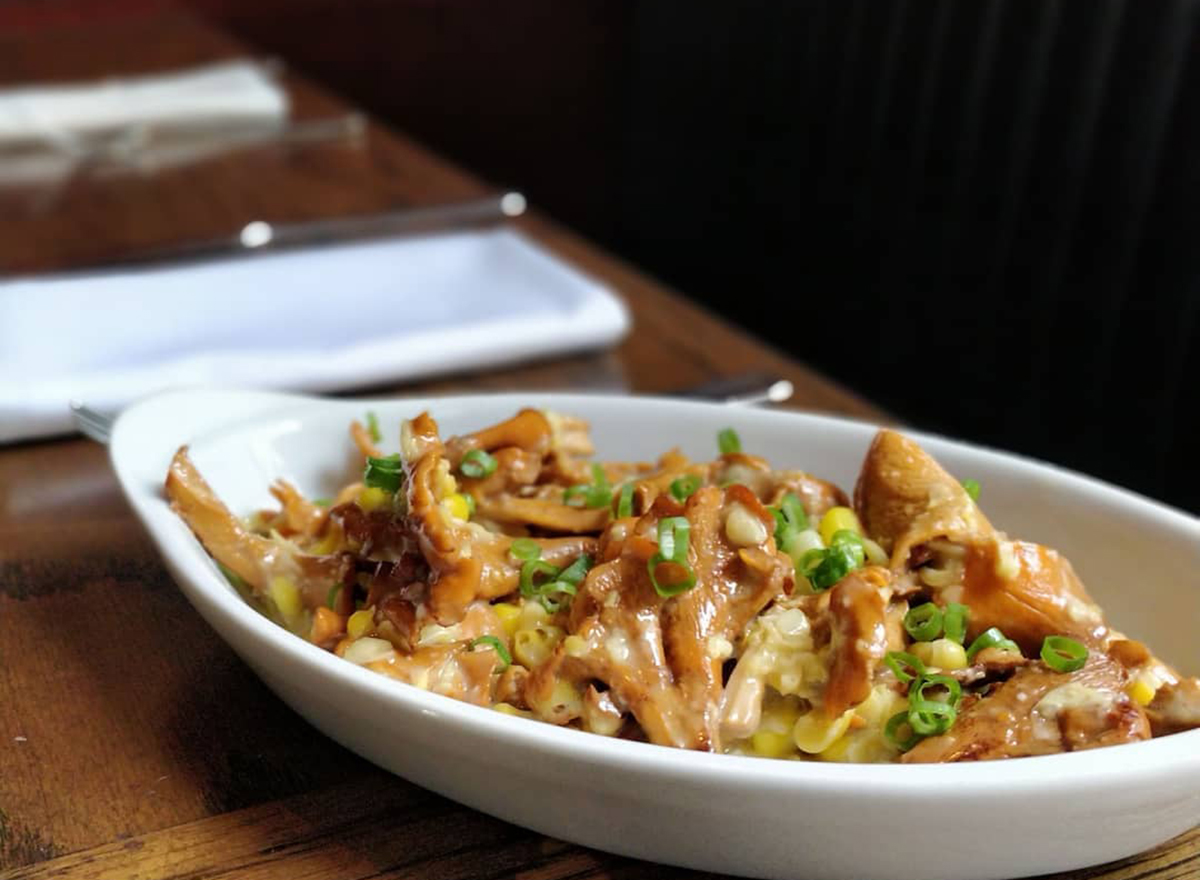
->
166;408;1200;762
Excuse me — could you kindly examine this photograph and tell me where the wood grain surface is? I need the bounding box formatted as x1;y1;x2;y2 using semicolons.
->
0;13;1194;880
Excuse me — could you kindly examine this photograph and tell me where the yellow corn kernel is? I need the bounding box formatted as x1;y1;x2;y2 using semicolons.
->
309;606;344;644
513;624;564;668
358;486;389;512
533;680;584;719
563;635;589;657
347;608;375;640
493;602;522;637
269;575;302;619
911;638;968;671
493;702;535;718
518;600;550;630
793;707;854;754
308;528;341;556
862;536;889;567
819;506;863;546
1127;676;1157;707
750;730;795;759
725;503;768;546
443;492;471;521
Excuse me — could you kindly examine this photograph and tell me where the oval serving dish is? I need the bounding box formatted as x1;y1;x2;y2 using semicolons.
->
111;389;1200;880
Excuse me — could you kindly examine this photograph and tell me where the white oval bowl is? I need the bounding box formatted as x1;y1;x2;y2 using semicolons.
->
110;389;1200;880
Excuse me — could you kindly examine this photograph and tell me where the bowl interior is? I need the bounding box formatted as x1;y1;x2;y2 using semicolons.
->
183;393;1200;675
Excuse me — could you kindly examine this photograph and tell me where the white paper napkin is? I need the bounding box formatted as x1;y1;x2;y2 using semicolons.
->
0;229;630;442
0;59;289;153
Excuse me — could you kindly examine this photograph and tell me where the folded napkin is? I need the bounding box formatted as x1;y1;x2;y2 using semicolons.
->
0;59;289;154
0;229;630;443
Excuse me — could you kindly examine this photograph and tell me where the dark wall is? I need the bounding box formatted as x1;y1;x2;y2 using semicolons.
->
612;0;1200;513
121;0;1200;512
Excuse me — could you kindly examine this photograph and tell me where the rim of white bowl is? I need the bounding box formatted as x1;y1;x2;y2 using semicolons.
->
111;387;1200;800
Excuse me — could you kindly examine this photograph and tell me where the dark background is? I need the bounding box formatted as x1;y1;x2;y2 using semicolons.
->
8;0;1200;512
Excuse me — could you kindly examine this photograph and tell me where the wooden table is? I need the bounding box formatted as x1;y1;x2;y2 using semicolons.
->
0;14;1195;880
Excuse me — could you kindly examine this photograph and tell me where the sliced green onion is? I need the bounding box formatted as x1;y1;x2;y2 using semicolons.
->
648;516;696;597
313;497;332;508
670;474;702;502
460;449;498;479
961;478;981;502
326;585;342;609
885;711;921;752
519;559;560;598
799;537;862;592
885;651;927;684
363;454;403;492
365;410;382;443
217;562;248;591
509;538;542;561
907;699;956;736
535;580;578;613
463;492;476;518
556;554;592;586
717;427;742;455
829;529;866;567
966;626;1020;662
615;482;635;518
911;673;963;711
904;603;944;642
1041;635;1088;673
943;602;969;645
564;463;611;509
770;493;809;545
469;635;511;671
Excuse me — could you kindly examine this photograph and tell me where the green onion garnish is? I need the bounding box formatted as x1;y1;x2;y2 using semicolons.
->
463;492;476;518
534;580;578;613
1041;635;1088;673
469;635;511;671
363;454;403;492
365;410;382;443
904;603;943;642
460;449;498;479
884;651;927;684
799;531;864;592
907;699;956;736
885;711;921;752
509;538;542;562
670;474;702;502
326;585;342;609
313;497;332;508
942;602;969;645
911;673;963;711
717;427;742;455
557;554;592;586
217;562;248;591
564;463;611;509
961;478;981;502
615;482;635;519
966;626;1020;662
648;516;697;597
519;559;559;597
769;493;809;545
